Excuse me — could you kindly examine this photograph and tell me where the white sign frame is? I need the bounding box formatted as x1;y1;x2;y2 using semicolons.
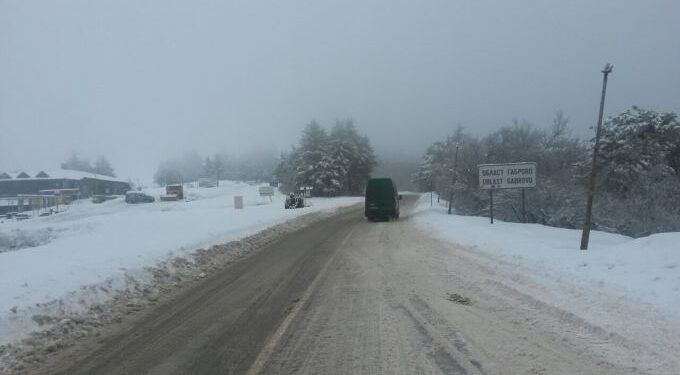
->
478;162;537;190
258;186;275;196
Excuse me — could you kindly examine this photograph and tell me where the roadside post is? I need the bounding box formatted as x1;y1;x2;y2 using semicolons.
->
580;63;613;250
489;188;494;224
430;175;434;207
521;188;527;223
234;195;244;209
478;162;537;224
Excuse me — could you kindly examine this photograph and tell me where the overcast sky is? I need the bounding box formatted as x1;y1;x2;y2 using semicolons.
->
1;0;679;181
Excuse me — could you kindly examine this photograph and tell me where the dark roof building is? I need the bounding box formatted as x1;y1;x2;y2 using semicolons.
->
0;170;131;198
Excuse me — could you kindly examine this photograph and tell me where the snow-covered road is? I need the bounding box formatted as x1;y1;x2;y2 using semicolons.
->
261;195;679;374
3;193;678;374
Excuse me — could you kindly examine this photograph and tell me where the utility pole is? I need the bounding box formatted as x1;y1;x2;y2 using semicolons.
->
448;144;460;215
580;63;613;250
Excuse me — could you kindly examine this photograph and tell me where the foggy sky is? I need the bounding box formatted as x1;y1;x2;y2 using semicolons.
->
2;0;679;181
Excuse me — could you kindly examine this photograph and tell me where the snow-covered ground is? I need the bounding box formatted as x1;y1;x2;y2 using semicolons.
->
0;182;362;345
412;194;680;359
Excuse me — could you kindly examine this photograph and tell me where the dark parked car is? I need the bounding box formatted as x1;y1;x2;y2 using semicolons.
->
365;177;401;221
125;191;155;204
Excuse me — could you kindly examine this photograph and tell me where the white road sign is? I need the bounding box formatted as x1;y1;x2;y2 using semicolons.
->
259;186;275;196
478;162;537;189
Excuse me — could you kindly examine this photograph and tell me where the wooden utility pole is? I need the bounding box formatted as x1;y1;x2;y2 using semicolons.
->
448;144;460;215
580;63;613;250
521;188;527;223
489;189;494;224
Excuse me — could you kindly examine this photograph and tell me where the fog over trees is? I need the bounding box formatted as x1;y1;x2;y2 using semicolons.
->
372;153;419;192
413;107;680;237
153;149;278;187
61;153;117;178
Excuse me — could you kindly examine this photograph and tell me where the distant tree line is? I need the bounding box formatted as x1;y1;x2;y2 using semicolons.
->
413;107;680;237
61;152;116;177
274;120;376;196
372;153;419;192
153;149;278;186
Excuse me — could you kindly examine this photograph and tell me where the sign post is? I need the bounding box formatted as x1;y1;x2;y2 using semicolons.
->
258;186;275;202
300;186;312;198
521;188;527;223
581;63;614;250
489;189;494;224
478;162;537;224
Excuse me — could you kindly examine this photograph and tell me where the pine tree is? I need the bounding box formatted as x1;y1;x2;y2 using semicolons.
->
202;157;214;178
295;121;330;194
93;156;116;177
273;149;298;193
61;152;94;173
412;152;438;192
212;155;225;185
273;120;376;196
330;120;376;195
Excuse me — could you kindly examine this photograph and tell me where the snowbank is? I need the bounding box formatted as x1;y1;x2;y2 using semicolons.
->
0;182;362;345
412;195;680;315
411;194;680;357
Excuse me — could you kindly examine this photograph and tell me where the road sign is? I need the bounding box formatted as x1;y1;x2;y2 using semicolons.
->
300;186;313;198
478;162;537;190
259;186;275;197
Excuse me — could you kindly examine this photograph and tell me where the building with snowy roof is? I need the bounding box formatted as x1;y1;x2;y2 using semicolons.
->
0;170;131;198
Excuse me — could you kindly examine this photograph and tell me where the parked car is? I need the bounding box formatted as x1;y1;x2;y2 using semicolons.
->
125;191;155;204
365;177;401;221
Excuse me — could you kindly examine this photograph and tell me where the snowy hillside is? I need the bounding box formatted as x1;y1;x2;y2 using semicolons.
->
412;194;680;359
0;182;362;345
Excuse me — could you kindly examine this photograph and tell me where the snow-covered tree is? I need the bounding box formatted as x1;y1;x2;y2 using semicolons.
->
414;108;680;237
202;157;215;178
153;159;183;186
61;152;94;173
212;155;225;184
593;107;680;236
274;119;376;196
330;120;376;195
273;148;298;193
93;156;116;177
599;107;679;193
294;121;330;194
412;142;447;192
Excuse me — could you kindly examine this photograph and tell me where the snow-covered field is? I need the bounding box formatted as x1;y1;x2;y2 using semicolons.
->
0;182;362;345
412;194;680;358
